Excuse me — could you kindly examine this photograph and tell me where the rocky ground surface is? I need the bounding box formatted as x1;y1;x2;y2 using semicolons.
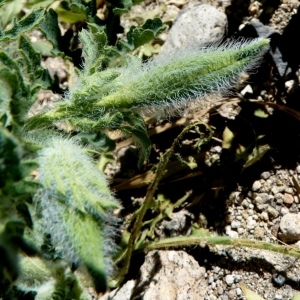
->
93;1;300;300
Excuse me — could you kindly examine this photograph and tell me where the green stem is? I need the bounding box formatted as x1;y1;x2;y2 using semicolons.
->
116;121;213;284
137;235;300;258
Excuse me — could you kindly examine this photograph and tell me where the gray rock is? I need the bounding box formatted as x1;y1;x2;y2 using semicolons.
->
279;213;300;243
160;4;227;53
271;185;286;194
101;250;208;300
260;171;271;180
160;209;192;237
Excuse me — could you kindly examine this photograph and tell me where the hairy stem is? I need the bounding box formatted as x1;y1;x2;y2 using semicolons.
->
137;235;300;259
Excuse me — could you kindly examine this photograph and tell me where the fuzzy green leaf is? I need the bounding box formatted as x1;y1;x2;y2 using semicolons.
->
77;132;116;152
0;67;26;126
118;18;167;51
97;39;270;114
79;23;109;74
18;35;52;88
0;51;27;95
0;8;45;41
112;0;133;15
19;36;41;75
39;8;62;55
121;112;152;165
36;138;121;292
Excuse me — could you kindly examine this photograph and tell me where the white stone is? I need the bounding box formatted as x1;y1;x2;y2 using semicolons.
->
279;213;300;243
225;275;235;286
236;287;242;296
231;220;241;229
241;84;253;96
160;4;227;53
227;230;239;239
246;216;257;230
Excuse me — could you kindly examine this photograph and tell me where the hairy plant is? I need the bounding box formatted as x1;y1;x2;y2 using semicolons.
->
35;138;120;293
0;1;274;298
26;34;269;162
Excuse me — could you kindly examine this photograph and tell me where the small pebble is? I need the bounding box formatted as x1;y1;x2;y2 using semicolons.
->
285;187;294;194
254;226;265;238
271;186;285;194
260;211;269;221
237;227;245;234
267;206;280;219
271;224;280;237
285;79;295;93
236;287;242;296
260;171;271;180
283;193;294;205
242;212;249;219
228;289;236;299
217;286;224;295
252;180;262;192
241;199;249;208
225;275;235;286
213;146;222;153
246;216;257;230
231;220;241;229
227;230;238;238
273;274;285;287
